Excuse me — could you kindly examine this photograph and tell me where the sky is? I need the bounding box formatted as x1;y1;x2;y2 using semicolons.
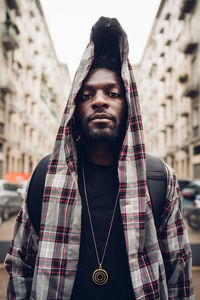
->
40;0;161;79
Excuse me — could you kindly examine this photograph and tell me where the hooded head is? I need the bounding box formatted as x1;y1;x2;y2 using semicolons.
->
74;18;128;148
73;17;127;148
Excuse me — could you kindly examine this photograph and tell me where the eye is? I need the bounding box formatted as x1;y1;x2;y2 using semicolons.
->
108;92;120;98
81;93;93;101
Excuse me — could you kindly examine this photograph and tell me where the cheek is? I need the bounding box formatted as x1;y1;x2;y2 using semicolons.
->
78;104;89;123
117;101;128;120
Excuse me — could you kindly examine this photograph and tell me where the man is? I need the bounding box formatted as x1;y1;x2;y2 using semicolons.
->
5;17;193;299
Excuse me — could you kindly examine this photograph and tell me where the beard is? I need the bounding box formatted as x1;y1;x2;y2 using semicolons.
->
78;111;127;144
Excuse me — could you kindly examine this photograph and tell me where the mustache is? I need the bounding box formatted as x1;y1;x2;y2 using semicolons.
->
86;111;116;123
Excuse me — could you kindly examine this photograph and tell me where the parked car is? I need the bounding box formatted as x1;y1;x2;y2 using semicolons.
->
0;180;22;224
181;180;200;200
17;180;28;200
178;179;190;192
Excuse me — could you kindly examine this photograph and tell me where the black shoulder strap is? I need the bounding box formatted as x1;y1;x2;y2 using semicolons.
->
27;154;51;235
27;153;167;235
146;154;167;231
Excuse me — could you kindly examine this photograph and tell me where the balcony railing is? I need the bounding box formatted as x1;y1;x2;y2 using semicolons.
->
2;22;20;51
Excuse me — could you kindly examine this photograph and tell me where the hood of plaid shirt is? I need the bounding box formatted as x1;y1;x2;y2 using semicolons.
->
33;17;161;299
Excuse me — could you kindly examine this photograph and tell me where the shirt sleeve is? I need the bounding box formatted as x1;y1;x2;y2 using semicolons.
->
158;163;194;299
4;196;39;299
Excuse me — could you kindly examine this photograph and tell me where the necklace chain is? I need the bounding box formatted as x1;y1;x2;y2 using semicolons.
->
82;161;120;267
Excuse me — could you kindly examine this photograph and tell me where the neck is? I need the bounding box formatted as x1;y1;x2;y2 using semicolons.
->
82;142;120;166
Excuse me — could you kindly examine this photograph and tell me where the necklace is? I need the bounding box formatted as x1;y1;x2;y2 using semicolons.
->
82;162;120;285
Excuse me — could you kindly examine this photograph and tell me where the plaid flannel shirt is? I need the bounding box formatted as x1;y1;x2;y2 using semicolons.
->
5;17;193;299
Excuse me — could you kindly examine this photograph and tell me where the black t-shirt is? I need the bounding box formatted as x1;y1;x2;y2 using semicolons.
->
71;161;135;300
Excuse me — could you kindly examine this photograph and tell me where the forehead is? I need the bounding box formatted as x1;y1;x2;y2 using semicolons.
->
82;68;123;88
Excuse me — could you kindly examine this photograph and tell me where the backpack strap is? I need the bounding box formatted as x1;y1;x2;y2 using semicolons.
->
27;154;167;235
146;154;167;231
27;154;51;235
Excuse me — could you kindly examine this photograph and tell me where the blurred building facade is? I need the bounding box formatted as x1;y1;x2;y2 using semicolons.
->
136;0;200;180
0;0;71;182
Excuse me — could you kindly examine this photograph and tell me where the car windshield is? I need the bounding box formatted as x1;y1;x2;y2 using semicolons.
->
3;183;18;191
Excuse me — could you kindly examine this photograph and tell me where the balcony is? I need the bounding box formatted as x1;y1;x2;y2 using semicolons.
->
23;114;29;125
26;59;33;70
180;37;198;55
179;21;198;54
2;22;20;51
166;146;176;157
6;0;19;10
178;61;199;98
165;113;174;128
29;118;38;130
180;138;190;152
0;80;14;94
158;91;166;106
179;0;197;20
180;97;191;116
183;82;199;98
164;81;173;99
158;120;166;132
9;98;20;114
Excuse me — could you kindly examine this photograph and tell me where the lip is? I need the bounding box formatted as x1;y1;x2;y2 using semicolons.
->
90;113;112;121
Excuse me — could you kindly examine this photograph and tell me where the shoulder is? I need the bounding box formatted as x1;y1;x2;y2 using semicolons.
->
163;162;180;196
159;162;183;217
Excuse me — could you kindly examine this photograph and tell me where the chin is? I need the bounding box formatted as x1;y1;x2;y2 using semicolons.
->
84;128;121;143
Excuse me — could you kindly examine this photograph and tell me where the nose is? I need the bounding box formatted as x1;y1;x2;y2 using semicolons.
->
92;91;109;109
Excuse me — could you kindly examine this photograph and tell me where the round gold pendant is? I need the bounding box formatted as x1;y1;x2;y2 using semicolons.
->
92;267;108;285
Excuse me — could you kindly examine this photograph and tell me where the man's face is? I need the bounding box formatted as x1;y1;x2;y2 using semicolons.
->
76;68;127;143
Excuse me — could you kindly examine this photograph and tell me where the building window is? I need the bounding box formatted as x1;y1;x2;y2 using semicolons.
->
194;146;200;155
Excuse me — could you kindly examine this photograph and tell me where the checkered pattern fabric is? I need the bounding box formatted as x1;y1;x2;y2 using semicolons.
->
5;17;193;299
